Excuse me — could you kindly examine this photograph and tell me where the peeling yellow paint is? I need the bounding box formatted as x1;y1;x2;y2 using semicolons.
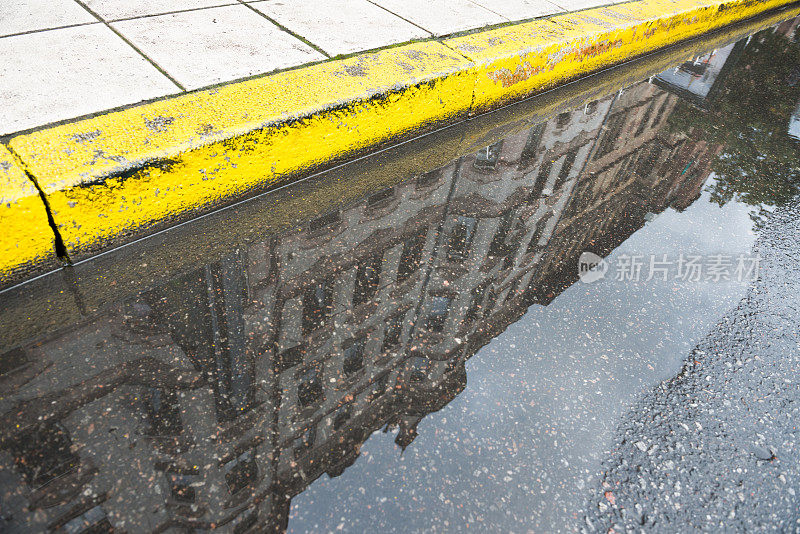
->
445;0;797;111
0;145;57;284
9;41;475;260
4;0;799;276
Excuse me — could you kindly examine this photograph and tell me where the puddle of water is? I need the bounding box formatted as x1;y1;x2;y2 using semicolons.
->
1;15;799;533
286;182;761;532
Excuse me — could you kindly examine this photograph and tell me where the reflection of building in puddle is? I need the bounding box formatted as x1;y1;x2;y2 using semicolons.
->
653;40;744;108
0;79;718;533
789;101;800;140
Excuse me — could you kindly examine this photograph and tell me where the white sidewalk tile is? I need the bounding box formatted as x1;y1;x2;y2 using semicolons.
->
248;0;430;56
471;0;563;20
84;0;236;20
0;0;97;37
552;0;622;10
110;5;325;90
370;0;506;36
0;25;178;135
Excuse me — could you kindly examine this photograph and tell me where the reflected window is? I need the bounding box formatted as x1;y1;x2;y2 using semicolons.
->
207;261;255;423
0;348;28;376
353;254;381;306
554;147;580;192
308;210;341;233
366;187;394;208
488;212;514;257
595;112;626;159
507;277;522;299
62;505;112;534
585;100;598;114
333;404;352;431
474;140;503;170
532;156;554;198
416;170;440;189
166;470;198;503
232;511;259;534
397;229;426;283
521;123;546;165
484;291;498;316
382;314;404;352
426;296;452;333
298;364;324;407
408;356;430;381
224;449;258;495
634;100;656;137
635;144;663;178
302;280;334;335
293;426;316;458
10;423;78;489
446;216;477;262
144;388;183;437
466;284;487;322
652;96;671;126
556;112;571;128
278;344;305;372
367;373;391;402
526;220;547;253
502;250;516;271
343;337;366;377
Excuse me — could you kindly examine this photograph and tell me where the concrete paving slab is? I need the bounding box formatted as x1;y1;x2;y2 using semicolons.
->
248;0;430;56
110;4;325;90
470;0;564;20
83;0;236;20
553;0;628;11
370;0;506;36
0;24;178;135
0;0;97;37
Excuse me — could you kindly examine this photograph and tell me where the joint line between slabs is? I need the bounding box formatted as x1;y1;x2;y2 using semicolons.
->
364;0;436;35
235;0;331;59
70;0;187;91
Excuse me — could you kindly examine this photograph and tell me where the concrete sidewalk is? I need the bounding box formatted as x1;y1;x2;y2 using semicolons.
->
0;0;628;136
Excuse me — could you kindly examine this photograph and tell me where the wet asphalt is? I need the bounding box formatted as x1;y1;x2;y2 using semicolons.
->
584;202;800;532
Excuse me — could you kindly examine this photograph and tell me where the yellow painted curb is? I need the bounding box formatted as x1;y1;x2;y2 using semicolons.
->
4;0;798;276
0;145;57;283
445;0;796;110
8;41;475;264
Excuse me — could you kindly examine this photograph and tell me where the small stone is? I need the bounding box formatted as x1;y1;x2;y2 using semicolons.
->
749;443;775;461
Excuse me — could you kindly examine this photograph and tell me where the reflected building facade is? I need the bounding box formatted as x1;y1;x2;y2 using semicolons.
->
0;76;718;533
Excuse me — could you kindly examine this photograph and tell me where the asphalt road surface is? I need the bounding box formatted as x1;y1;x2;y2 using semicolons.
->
584;201;800;532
